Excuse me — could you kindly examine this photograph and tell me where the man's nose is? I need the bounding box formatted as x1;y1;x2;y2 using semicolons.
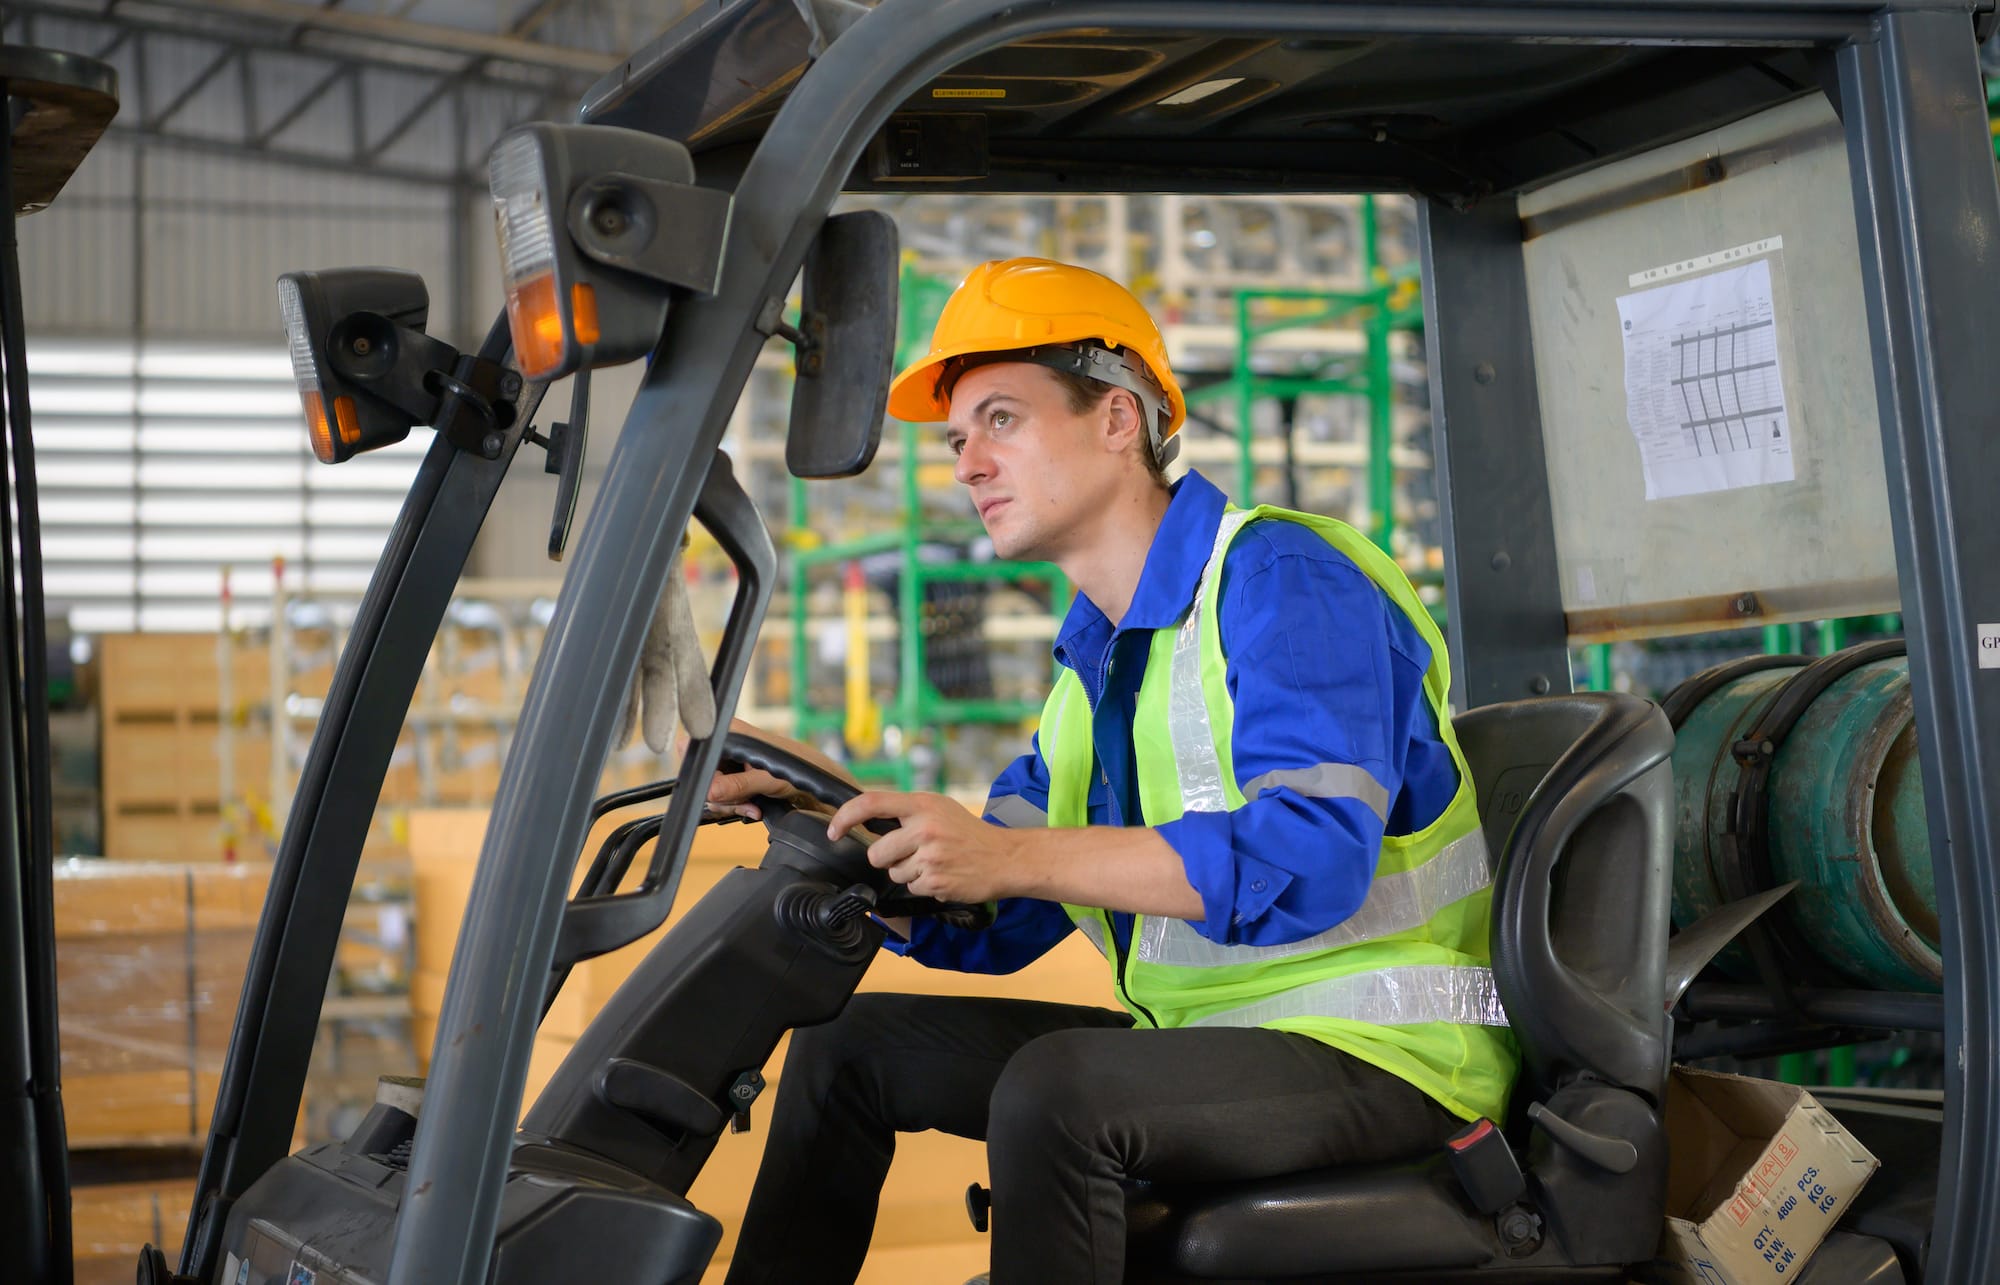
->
953;432;991;485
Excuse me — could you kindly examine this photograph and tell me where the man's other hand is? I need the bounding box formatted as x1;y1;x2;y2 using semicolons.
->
825;791;1025;904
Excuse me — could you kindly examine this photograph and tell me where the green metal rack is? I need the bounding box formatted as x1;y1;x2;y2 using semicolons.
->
1180;195;1424;552
1988;74;2000;159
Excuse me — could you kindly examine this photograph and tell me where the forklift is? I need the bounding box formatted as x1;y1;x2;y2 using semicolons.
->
5;1;1998;1282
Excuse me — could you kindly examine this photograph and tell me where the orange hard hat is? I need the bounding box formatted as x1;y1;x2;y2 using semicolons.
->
887;258;1185;454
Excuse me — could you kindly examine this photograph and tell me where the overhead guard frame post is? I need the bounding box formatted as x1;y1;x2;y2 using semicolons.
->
388;5;2000;1285
1837;9;2000;1283
178;317;539;1283
1419;194;1570;710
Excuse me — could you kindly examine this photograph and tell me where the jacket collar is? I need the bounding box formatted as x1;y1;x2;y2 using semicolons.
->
1053;469;1229;667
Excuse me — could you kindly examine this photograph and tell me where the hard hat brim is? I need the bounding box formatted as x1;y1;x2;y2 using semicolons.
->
886;344;1186;436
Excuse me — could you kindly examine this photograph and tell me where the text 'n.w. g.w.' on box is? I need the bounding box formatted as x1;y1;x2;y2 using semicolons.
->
1653;1067;1879;1285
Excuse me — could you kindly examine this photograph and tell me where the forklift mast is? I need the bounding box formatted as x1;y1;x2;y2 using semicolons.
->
2;41;120;1285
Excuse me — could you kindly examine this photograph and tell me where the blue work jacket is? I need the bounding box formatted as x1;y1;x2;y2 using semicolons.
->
889;469;1462;973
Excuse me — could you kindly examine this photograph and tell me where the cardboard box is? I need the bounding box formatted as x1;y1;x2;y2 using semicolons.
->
100;718;185;805
54;861;277;1145
56;933;189;1076
71;1176;198;1284
100;633;213;715
1655;1067;1880;1285
52;860;189;937
189;862;272;931
65;1069;195;1143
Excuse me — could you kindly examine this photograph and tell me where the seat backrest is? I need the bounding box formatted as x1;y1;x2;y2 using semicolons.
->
1450;693;1676;1103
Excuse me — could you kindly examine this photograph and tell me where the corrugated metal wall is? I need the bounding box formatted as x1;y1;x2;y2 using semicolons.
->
13;65;506;619
20;138;465;343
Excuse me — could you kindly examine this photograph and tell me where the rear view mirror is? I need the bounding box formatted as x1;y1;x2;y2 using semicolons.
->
784;210;898;478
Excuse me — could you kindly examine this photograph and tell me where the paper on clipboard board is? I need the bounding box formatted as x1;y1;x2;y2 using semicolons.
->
1617;252;1796;501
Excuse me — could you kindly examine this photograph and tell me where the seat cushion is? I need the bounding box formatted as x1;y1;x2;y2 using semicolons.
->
1126;1155;1498;1278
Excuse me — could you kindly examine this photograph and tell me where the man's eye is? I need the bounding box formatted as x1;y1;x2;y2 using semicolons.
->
992;411;1013;429
948;438;965;456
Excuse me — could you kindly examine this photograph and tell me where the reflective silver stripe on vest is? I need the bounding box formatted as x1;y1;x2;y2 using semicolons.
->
1166;509;1256;814
1074;916;1110;958
1186;964;1510;1028
984;794;1048;828
1136;826;1493;966
1241;762;1391;822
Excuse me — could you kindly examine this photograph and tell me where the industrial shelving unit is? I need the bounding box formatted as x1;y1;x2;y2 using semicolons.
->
1178;196;1432;556
227;568;678;842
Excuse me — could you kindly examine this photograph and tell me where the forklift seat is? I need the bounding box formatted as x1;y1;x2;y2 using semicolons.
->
1126;692;1676;1281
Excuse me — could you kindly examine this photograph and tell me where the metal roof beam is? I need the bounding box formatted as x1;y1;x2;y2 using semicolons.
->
106;121;485;188
504;0;577;41
129;0;620;74
144;42;240;130
8;2;580;95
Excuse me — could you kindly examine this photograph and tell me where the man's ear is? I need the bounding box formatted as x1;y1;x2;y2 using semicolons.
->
1100;387;1144;455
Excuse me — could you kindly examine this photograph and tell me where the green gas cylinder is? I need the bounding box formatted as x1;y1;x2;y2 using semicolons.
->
1667;653;1940;993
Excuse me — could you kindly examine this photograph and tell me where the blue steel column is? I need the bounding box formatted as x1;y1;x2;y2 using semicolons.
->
1837;12;2000;1283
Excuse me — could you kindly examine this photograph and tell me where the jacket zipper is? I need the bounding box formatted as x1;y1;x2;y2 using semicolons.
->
1087;636;1158;1028
1112;925;1158;1028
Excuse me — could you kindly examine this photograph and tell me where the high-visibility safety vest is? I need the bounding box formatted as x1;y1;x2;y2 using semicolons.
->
1033;505;1518;1124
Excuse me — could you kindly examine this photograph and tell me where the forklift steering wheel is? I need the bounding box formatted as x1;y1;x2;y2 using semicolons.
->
717;730;992;930
717;729;890;828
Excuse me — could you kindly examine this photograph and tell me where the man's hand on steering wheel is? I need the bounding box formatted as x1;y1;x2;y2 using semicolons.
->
682;727;996;930
703;763;801;821
823;791;1021;906
695;718;851;821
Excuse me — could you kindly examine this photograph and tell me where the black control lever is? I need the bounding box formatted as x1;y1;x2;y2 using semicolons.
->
772;881;880;962
1526;1101;1639;1174
598;1057;726;1137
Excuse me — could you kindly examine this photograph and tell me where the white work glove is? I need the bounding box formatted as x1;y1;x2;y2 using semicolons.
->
618;540;717;753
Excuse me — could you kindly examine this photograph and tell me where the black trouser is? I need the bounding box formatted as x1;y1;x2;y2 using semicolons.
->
721;992;1462;1285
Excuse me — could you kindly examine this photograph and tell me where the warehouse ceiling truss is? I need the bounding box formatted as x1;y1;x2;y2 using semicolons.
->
0;0;687;186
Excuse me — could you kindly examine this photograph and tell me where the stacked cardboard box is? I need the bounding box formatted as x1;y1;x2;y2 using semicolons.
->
188;863;269;1135
54;860;271;1144
410;806;1112;1283
71;1176;199;1285
97;634;271;862
59;859;403;1283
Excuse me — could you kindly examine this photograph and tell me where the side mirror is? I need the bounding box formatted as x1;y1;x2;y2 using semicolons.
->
782;210;898;479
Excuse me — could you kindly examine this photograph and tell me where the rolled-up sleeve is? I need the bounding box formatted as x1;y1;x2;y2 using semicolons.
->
1152;531;1437;946
884;735;1078;972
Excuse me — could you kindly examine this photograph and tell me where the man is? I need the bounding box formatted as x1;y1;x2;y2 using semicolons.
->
713;258;1516;1284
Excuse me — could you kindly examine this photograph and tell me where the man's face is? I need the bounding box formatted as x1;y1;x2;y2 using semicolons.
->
945;362;1123;562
